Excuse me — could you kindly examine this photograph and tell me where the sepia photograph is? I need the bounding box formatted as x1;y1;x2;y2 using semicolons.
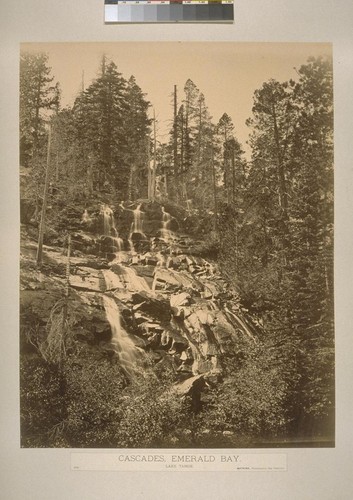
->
19;41;334;449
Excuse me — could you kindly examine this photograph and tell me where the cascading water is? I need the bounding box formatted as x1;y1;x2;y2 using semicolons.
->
100;204;123;252
160;207;173;242
101;204;114;236
128;204;146;252
128;236;135;253
133;204;144;234
102;295;144;378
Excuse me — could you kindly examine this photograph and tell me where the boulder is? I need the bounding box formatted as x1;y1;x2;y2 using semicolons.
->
69;267;104;292
153;269;181;287
141;253;160;266
170;292;191;308
195;309;210;325
132;265;155;278
99;235;121;254
201;282;220;299
213;311;235;343
192;358;213;375
173;374;205;396
130;232;146;242
185;312;201;332
200;341;219;357
171;306;184;319
166;328;188;351
101;269;123;291
71;232;97;253
131;291;171;322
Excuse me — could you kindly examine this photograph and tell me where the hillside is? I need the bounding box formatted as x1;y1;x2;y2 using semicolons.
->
20;200;290;447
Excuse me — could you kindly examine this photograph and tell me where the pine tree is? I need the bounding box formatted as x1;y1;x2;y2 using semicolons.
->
20;52;60;166
20;51;61;220
216;113;245;204
219;57;334;438
183;79;200;175
124;76;151;200
189;92;214;209
73;57;129;197
284;57;334;433
247;79;297;218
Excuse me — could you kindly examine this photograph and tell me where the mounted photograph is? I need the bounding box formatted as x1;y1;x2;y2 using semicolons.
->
19;42;334;449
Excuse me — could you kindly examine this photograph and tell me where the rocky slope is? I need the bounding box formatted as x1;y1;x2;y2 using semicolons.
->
20;200;260;402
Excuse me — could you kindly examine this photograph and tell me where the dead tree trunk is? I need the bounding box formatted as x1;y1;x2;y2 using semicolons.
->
36;122;52;267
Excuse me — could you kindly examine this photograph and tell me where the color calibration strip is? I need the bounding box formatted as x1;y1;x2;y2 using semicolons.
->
104;1;234;23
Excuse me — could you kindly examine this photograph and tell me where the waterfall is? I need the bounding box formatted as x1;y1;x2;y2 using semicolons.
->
100;204;123;252
115;236;123;252
102;295;144;378
160;207;172;242
133;204;144;234
101;204;114;236
128;236;135;253
128;203;146;252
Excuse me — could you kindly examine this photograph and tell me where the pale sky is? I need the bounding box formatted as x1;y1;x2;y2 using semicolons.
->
21;42;332;156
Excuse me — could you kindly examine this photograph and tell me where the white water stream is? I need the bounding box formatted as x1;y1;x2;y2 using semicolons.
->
132;204;144;234
160;207;173;242
128;204;147;252
100;204;123;251
102;295;144;378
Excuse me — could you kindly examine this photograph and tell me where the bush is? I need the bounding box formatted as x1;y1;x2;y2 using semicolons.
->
112;377;188;447
195;346;288;442
63;349;127;448
20;354;66;447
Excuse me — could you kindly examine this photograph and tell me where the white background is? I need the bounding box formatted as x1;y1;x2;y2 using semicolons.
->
1;1;353;498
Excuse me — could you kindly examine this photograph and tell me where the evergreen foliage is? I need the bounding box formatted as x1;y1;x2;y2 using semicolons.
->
20;52;60;167
219;56;334;437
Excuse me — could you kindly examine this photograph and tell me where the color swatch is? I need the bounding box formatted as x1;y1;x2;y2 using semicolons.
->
104;1;234;23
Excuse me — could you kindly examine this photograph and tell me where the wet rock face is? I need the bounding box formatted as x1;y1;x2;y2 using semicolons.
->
21;200;259;387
